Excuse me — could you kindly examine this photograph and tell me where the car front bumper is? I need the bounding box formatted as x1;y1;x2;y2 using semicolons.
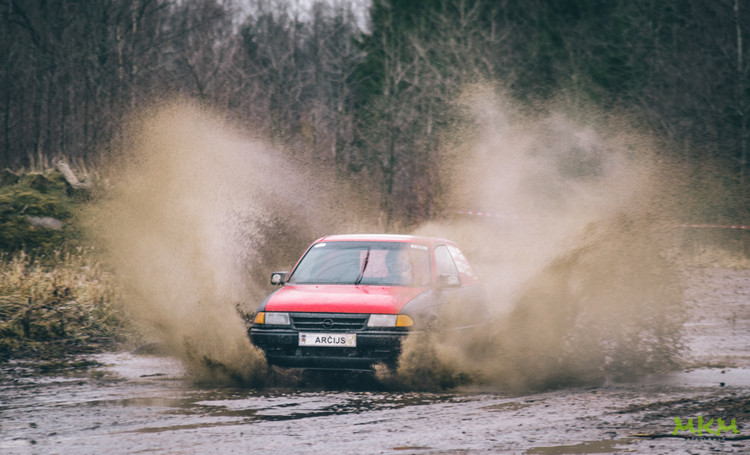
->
249;327;409;370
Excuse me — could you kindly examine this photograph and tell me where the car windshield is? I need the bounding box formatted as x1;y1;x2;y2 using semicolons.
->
288;241;431;286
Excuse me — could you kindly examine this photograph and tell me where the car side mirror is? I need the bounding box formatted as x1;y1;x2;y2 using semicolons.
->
437;274;460;288
270;271;289;286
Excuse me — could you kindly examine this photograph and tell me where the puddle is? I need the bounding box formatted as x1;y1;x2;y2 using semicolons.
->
91;352;185;381
526;438;635;454
0;268;748;454
634;368;750;389
482;400;532;412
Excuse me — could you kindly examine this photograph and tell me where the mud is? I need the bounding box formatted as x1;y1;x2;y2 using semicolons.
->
1;266;748;454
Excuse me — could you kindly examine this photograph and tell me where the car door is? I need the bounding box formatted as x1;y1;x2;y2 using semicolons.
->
434;244;487;329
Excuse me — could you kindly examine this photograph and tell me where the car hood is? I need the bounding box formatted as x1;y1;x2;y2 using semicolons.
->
263;285;428;314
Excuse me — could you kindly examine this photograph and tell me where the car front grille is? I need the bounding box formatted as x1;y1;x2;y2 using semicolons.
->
290;313;369;331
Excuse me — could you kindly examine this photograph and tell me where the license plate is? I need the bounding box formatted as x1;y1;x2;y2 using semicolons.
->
298;332;356;347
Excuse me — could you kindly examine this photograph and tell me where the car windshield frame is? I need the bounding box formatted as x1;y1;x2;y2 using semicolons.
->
287;241;432;286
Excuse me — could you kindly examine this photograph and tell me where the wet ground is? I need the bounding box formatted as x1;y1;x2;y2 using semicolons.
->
1;267;749;454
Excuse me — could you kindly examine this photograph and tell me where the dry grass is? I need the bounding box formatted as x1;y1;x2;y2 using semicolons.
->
0;249;125;361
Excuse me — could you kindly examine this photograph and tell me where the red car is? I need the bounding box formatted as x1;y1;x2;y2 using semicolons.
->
249;234;485;370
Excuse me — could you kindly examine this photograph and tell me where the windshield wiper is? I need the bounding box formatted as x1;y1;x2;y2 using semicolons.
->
354;247;370;285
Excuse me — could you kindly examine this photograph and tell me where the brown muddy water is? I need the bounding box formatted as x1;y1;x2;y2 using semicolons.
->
1;267;749;454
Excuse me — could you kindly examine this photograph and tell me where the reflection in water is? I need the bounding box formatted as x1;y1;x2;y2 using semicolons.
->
2;350;749;454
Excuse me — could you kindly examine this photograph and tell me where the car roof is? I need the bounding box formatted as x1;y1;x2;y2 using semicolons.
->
315;234;455;247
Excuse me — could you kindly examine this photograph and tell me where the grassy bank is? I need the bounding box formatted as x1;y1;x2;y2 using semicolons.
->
0;250;124;361
0;164;126;362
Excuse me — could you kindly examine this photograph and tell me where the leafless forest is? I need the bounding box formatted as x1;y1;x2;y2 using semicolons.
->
1;0;748;225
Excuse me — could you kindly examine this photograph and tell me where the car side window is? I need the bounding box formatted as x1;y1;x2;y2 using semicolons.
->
434;245;459;281
447;245;480;282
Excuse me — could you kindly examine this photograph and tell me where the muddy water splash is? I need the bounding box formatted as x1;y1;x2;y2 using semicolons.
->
85;94;686;391
399;88;686;391
85;101;348;384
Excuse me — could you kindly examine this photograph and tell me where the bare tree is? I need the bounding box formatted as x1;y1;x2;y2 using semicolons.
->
0;0;179;167
353;0;514;225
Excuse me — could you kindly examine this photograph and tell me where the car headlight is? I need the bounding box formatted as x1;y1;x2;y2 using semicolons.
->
253;312;290;325
367;314;413;327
